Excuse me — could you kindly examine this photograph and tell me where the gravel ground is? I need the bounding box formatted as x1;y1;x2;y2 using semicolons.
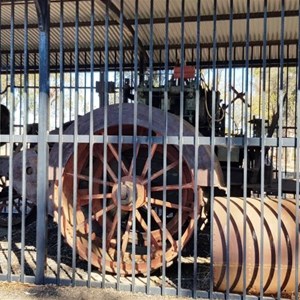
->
0;215;211;299
0;216;210;291
0;282;193;300
0;206;209;300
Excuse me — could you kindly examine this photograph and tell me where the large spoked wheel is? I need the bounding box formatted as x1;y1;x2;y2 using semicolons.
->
50;104;208;275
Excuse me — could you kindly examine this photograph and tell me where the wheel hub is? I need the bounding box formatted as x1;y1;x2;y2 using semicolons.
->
112;176;146;211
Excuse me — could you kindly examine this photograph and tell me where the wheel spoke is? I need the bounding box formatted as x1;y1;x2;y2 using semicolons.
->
135;209;148;232
142;160;179;185
77;191;113;206
141;143;158;179
106;213;118;248
151;182;193;192
76;203;115;230
66;173;115;187
78;189;112;200
150;208;176;248
96;151;118;183
135;209;160;250
128;127;148;176
94;203;115;221
128;143;141;176
149;198;193;213
107;143;129;175
121;212;133;254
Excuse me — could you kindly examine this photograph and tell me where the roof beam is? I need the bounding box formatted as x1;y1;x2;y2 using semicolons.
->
2;39;298;56
2;58;298;74
126;10;299;25
1;10;297;31
0;19;118;31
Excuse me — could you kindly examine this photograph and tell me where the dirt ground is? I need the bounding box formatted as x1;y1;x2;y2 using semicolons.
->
0;282;193;300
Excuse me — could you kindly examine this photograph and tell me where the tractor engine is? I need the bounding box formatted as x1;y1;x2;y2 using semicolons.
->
137;67;225;137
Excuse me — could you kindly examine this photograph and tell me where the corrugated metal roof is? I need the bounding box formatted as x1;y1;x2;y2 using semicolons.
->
0;0;298;70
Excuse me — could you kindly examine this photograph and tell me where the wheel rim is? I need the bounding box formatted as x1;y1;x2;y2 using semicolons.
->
56;124;200;275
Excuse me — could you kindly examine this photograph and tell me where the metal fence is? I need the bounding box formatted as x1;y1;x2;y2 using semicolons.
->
0;0;299;299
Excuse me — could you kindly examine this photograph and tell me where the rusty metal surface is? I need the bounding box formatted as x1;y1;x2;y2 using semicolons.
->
48;103;213;275
213;196;300;295
49;103;224;190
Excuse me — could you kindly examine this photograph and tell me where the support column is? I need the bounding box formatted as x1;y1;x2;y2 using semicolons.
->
34;0;50;285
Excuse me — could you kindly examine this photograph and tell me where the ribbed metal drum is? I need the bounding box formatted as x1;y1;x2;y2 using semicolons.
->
213;196;300;295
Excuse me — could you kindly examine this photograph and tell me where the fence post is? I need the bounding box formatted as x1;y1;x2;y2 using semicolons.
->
34;0;50;285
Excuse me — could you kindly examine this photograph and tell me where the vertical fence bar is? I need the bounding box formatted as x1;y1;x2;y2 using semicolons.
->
162;0;169;295
131;0;139;292
87;0;95;288
259;0;268;296
116;0;124;290
225;0;233;297
20;0;29;282
193;0;201;297
71;0;80;284
209;0;217;297
56;0;64;285
101;0;109;288
7;0;15;282
177;0;185;296
243;0;250;297
35;0;50;284
146;0;154;294
277;1;285;298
